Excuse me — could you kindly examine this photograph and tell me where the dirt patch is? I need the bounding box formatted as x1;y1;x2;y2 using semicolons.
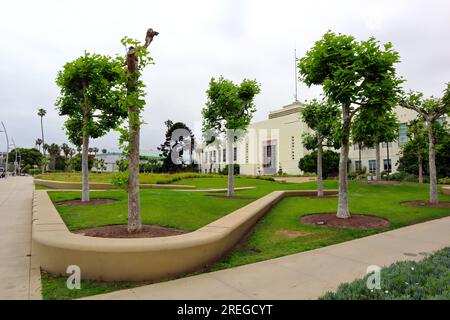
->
73;224;189;238
206;195;255;200
400;201;450;209
367;180;401;185
275;229;312;238
55;198;116;206
300;213;390;230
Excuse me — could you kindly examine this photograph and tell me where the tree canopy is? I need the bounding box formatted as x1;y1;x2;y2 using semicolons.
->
55;52;126;146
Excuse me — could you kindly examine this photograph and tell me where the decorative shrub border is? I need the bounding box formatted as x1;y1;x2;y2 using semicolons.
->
32;189;337;281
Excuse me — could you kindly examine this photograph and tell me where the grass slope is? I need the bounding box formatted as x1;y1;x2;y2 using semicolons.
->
41;177;450;299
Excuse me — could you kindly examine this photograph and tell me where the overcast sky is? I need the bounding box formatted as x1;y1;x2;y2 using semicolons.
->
1;0;449;152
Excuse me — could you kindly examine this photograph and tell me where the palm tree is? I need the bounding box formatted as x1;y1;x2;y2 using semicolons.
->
47;143;61;170
92;147;99;157
38;108;47;173
61;143;71;159
35;138;43;152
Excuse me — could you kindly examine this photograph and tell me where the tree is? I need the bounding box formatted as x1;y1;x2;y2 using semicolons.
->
299;31;402;218
37;108;46;173
61;143;71;160
94;158;107;173
8;148;42;168
299;150;340;178
119;28;158;232
35;138;43;153
102;148;107;154
55;52;126;202
352;109;399;180
69;154;94;171
400;86;450;203
158;121;195;172
403;117;428;183
47;143;61;170
202;77;261;197
301;99;340;196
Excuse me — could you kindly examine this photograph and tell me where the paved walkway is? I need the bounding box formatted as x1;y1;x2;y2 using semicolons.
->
86;216;450;300
0;176;40;299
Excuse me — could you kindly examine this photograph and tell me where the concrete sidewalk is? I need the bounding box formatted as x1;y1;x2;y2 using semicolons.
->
86;216;450;300
0;176;40;299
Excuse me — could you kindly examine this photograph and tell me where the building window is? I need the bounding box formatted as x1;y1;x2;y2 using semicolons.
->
291;136;295;159
368;160;376;173
205;153;208;163
398;123;408;146
266;145;272;157
223;148;226;162
245;143;249;164
382;142;392;148
233;147;237;161
383;159;392;172
212;150;216;163
353;144;360;150
355;160;362;172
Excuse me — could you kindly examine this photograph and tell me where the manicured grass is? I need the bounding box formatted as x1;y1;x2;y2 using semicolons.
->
36;172;223;185
41;177;450;299
320;247;450;300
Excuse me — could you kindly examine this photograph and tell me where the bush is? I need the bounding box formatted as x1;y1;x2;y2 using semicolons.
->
28;168;41;176
438;177;450;185
320;247;450;300
220;164;240;175
299;150;340;178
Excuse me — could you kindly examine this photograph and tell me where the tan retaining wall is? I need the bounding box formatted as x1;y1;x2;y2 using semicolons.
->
34;179;195;190
32;189;337;281
443;186;450;196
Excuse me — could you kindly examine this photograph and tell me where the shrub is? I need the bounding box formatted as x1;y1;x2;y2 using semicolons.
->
320;247;450;300
28;168;41;176
220;164;240;175
438;177;450;185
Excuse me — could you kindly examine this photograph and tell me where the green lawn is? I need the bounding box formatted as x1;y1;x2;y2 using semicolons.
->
41;177;450;299
36;172;224;185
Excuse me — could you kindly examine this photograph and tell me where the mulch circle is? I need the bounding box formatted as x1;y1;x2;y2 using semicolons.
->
400;201;450;209
205;195;255;200
73;224;189;239
300;213;390;230
55;198;116;206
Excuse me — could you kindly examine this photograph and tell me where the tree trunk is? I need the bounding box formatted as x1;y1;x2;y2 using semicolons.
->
41;117;45;174
227;132;234;198
317;135;324;197
81;127;90;202
81;94;90;202
427;123;438;204
127;104;142;231
375;141;381;180
337;105;351;219
418;149;423;184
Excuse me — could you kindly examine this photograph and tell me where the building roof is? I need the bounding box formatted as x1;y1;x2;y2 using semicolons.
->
268;101;304;119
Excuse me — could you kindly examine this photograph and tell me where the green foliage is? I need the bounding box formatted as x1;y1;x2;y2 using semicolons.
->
202;77;261;134
220;164;240;175
438;177;450;184
8;148;43;168
299;31;403;145
110;171;129;188
55;52;126;146
398;118;450;178
158;121;195;172
352;109;399;147
301;98;341;150
68;154;94;171
299;150;340;178
320;247;450;300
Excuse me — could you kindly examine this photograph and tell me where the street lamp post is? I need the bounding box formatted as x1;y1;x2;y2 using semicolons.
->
0;121;9;178
11;138;20;175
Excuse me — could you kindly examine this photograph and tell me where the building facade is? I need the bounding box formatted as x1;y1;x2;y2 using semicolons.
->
197;101;423;176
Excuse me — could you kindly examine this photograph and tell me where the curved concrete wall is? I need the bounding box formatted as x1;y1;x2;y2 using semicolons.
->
443;186;450;196
33;189;337;281
34;179;195;190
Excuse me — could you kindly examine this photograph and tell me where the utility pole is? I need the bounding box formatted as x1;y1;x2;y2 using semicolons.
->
294;48;299;102
0;121;9;178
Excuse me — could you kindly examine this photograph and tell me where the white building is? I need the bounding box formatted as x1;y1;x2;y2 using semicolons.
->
197;101;423;176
